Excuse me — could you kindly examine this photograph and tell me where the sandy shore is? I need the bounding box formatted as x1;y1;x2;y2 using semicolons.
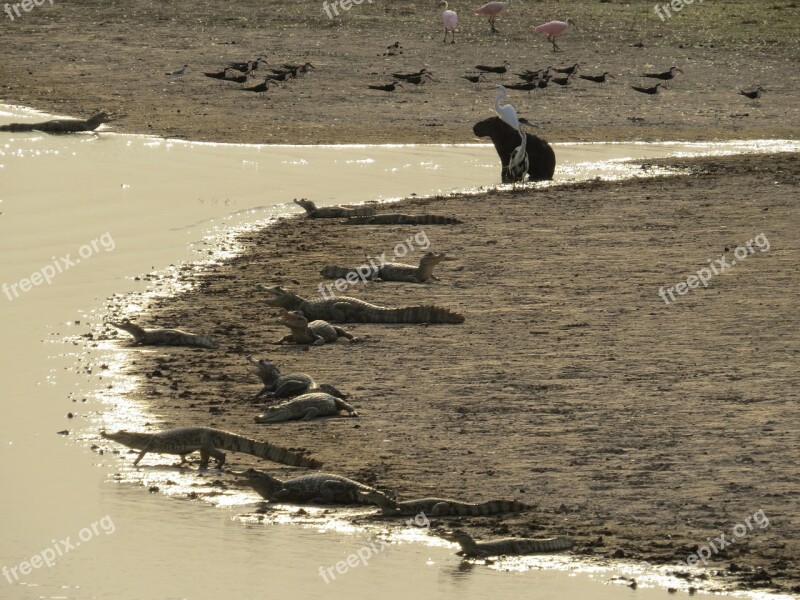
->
1;0;798;144
95;151;799;595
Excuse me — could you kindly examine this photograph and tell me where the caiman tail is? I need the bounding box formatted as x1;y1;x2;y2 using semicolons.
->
320;266;373;280
365;305;465;324
442;499;532;516
345;215;463;225
210;431;322;468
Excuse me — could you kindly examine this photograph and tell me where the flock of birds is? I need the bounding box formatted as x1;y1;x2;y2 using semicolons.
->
165;58;315;94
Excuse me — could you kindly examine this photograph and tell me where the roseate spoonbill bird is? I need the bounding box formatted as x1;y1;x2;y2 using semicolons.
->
393;68;432;80
368;82;404;92
473;117;556;182
642;66;683;80
463;73;487;84
631;83;667;95
739;86;766;99
439;1;458;43
534;19;578;52
165;65;189;76
476;61;511;74
579;72;615;83
474;0;511;34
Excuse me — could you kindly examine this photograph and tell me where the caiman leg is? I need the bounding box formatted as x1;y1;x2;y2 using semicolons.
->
199;446;226;468
275;335;294;345
269;380;311;398
302;408;321;421
333;327;357;341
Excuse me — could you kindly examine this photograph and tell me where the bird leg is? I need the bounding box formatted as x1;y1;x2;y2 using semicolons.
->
443;29;448;43
490;17;498;33
551;37;563;52
451;30;456;44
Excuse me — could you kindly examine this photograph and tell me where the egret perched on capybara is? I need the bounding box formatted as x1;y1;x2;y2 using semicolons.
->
473;117;556;183
439;1;458;43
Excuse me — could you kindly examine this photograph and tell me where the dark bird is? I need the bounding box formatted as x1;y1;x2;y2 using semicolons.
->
641;66;683;80
579;72;615;83
243;78;275;93
631;83;667;95
550;73;574;86
266;71;296;82
204;68;236;79
476;61;511;74
462;73;487;84
205;69;254;83
282;62;314;71
739;86;765;99
368;82;403;92
552;63;580;75
504;81;541;96
392;69;432;81
227;57;267;73
403;72;434;85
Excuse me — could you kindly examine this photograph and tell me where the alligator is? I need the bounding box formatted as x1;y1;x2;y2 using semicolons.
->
321;252;456;284
110;320;217;349
101;427;321;468
343;214;463;225
238;468;393;505
258;285;465;324
0;112;111;134
293;198;376;219
362;491;533;517
246;355;346;399
441;530;574;558
254;392;358;423
276;309;358;345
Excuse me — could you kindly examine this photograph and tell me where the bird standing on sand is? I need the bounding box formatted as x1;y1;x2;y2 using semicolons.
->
393;68;432;80
368;82;403;92
165;65;189;76
641;66;683;80
463;73;487;84
404;72;435;86
474;0;510;34
534;19;578;52
494;85;528;184
739;86;765;99
476;61;511;74
579;72;615;84
228;58;267;73
439;1;458;43
631;83;667;95
551;63;580;75
243;78;275;93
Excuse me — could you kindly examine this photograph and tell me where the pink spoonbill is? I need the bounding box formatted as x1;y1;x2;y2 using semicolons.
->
534;18;579;52
439;1;458;43
474;0;511;34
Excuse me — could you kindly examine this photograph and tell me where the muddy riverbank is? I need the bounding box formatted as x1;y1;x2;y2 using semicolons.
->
94;151;800;595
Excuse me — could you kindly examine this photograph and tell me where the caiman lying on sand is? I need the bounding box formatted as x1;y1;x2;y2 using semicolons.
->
344;214;462;225
238;468;393;505
362;490;533;516
254;392;358;423
0;112;111;133
101;427;321;468
246;355;346;399
294;198;376;218
110;320;217;349
441;530;574;558
258;285;465;324
321;252;456;283
276;309;358;345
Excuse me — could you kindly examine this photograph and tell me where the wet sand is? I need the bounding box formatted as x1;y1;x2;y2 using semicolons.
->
96;151;800;595
1;0;798;144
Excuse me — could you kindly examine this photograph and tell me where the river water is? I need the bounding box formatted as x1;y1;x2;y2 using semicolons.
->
1;104;796;600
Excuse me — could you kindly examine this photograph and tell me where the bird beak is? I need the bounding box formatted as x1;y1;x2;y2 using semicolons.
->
608;74;616;79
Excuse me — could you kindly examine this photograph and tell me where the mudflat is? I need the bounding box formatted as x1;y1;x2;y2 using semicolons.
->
98;152;800;594
1;0;798;144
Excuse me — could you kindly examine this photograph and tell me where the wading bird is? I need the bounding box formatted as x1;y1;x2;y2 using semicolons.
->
579;72;615;84
739;86;766;99
534;19;578;52
368;82;404;92
551;63;580;75
476;61;511;74
631;82;667;95
463;73;488;84
641;66;683;80
439;1;458;43
165;65;189;76
474;0;511;34
493;86;528;184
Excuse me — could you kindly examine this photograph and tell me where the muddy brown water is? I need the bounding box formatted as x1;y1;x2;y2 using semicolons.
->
0;105;796;600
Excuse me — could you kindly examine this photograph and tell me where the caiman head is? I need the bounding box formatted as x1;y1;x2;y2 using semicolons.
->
253;404;293;424
235;468;284;500
293;198;317;214
439;529;476;549
417;252;457;280
257;285;304;309
108;320;145;340
358;489;397;512
278;309;309;330
100;429;149;450
246;355;281;383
